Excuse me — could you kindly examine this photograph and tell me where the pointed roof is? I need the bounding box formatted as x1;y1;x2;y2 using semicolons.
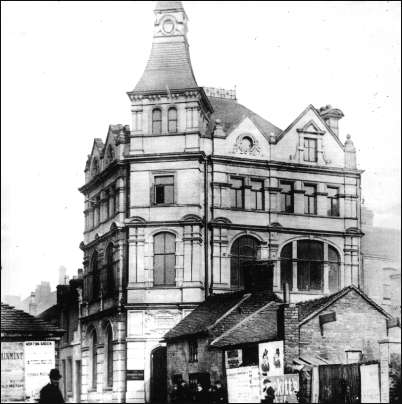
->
133;1;198;93
155;1;184;11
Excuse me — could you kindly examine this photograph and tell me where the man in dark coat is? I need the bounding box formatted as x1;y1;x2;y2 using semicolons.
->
39;368;64;404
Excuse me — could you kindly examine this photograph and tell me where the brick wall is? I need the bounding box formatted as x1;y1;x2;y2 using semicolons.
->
299;290;388;363
167;337;224;393
283;304;299;370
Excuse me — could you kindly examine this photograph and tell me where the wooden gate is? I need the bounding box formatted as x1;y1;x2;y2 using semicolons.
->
319;363;360;403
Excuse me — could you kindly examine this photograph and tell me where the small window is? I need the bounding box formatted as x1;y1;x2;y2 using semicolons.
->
242;346;258;366
230;177;244;209
304;138;317;162
168;107;177;133
152;108;162;134
250;179;264;210
91;331;97;390
280;181;294;213
189;339;198;362
154;176;174;205
67;357;73;393
327;187;339;216
105;325;113;387
304;184;316;215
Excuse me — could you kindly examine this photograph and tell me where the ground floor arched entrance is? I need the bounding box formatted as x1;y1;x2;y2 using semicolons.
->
150;346;167;403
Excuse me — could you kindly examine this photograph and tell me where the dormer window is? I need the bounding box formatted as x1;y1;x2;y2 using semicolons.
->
168;107;177;133
91;159;99;176
152;108;162;134
303;138;317;162
106;145;115;165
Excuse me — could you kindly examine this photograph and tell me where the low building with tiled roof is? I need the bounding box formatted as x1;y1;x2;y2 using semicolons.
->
164;280;396;396
1;303;64;341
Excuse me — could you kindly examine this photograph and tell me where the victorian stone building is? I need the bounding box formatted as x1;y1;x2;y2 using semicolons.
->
77;1;361;402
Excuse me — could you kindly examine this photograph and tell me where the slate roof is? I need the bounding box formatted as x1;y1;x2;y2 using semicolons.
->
155;1;184;11
164;290;281;341
133;41;198;92
1;303;64;339
210;302;279;348
208;96;282;139
296;285;392;324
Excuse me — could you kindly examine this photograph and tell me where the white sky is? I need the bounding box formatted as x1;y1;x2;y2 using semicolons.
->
1;1;401;299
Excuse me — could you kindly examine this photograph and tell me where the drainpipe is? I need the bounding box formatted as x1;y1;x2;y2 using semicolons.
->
204;155;209;300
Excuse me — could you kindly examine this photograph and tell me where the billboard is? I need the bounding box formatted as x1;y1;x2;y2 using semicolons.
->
1;342;25;402
226;366;260;403
258;340;284;377
24;341;55;401
267;375;299;403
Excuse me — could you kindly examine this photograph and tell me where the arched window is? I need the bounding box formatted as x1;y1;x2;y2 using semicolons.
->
152;108;162;134
91;252;99;301
168;107;177;133
91;159;99;176
90;329;97;390
230;236;259;288
105;324;113;387
105;244;115;296
280;240;340;293
328;245;340;292
106;145;115;165
154;232;176;286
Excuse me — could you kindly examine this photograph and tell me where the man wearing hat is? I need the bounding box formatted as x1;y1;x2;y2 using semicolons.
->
39;368;65;404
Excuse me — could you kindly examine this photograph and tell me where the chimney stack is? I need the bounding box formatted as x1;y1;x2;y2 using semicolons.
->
29;292;37;315
319;105;344;137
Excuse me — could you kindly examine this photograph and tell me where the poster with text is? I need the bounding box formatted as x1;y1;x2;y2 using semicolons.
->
24;341;55;401
1;341;25;402
226;365;260;403
360;363;380;403
269;375;299;403
258;340;284;377
225;349;243;369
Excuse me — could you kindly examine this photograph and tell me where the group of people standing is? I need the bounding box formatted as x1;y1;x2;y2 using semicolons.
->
170;380;227;404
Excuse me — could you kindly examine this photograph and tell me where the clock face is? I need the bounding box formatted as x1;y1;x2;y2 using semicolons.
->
162;19;175;34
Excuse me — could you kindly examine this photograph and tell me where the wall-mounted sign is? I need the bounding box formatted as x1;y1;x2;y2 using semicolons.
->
226;366;260;403
267;375;299;403
1;342;25;402
258;340;284;377
24;341;55;401
225;349;243;369
127;370;145;381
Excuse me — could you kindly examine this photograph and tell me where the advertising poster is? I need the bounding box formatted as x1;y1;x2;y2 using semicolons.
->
268;375;299;403
226;365;260;403
24;341;55;401
360;363;380;403
225;349;243;369
258;340;284;377
1;341;25;402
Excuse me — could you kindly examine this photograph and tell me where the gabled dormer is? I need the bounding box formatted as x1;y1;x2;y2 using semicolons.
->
273;104;356;169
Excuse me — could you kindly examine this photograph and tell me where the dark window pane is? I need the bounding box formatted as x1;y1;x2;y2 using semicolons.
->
155;185;165;204
165;185;174;204
297;261;309;290
154;255;164;285
328;262;339;292
154;233;165;254
165;255;176;285
165;234;175;253
310;262;322;290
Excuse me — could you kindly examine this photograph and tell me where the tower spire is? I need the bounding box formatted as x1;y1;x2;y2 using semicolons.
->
132;1;198;93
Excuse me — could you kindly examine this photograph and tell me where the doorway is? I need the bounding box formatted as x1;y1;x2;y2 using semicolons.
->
150;346;167;404
75;360;81;403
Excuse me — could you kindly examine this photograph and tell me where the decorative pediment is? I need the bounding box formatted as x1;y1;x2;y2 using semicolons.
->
211;217;232;225
127;216;147;225
181;214;203;223
298;120;325;135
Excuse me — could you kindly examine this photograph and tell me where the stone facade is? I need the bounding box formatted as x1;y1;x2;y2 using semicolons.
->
76;1;364;402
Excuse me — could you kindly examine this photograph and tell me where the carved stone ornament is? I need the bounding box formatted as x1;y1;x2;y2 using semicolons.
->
232;134;261;156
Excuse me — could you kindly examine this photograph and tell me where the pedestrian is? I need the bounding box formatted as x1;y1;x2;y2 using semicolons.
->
177;380;191;404
193;382;208;403
38;368;64;404
170;382;180;403
211;381;227;404
261;378;275;404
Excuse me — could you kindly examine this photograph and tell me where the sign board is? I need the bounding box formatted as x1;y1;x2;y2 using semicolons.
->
1;342;25;402
24;341;55;401
127;369;145;380
226;366;260;403
360;363;380;403
225;349;243;369
266;375;299;403
258;340;284;377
